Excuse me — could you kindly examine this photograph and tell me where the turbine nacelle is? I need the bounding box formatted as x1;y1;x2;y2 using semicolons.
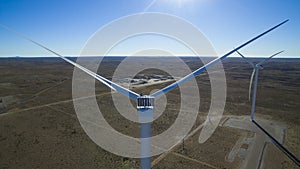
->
137;95;155;109
255;64;264;70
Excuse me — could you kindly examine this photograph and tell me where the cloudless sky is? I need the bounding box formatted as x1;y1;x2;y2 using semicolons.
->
0;0;299;57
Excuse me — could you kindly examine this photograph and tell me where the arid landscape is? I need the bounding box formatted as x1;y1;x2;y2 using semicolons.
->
0;57;299;169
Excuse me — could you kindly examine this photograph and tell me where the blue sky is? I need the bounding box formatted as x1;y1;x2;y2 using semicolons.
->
0;0;299;57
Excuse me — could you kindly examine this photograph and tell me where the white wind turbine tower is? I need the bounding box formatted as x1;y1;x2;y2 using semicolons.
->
0;19;289;169
236;50;300;167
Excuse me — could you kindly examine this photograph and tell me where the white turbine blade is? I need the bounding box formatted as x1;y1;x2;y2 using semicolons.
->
249;69;256;101
151;19;289;97
1;24;140;99
236;50;255;67
257;50;284;66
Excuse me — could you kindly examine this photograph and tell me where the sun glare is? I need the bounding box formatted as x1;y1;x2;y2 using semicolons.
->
164;0;194;8
144;0;197;12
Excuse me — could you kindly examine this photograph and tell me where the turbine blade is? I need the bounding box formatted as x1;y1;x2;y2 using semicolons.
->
257;50;284;66
236;50;255;67
151;19;289;97
249;69;256;101
1;24;140;99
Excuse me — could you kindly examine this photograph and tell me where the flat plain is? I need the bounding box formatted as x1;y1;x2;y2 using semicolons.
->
0;57;299;169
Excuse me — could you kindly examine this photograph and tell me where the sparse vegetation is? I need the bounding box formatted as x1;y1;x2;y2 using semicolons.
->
0;57;299;168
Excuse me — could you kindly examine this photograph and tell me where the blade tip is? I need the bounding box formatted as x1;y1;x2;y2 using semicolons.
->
283;19;289;23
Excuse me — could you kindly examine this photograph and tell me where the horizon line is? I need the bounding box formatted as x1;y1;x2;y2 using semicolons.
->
0;55;299;59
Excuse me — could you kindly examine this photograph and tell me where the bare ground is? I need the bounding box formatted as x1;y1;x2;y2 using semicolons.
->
0;57;299;168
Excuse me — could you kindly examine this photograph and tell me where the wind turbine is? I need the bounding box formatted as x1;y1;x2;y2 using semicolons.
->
0;19;289;169
236;50;300;167
236;50;284;120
